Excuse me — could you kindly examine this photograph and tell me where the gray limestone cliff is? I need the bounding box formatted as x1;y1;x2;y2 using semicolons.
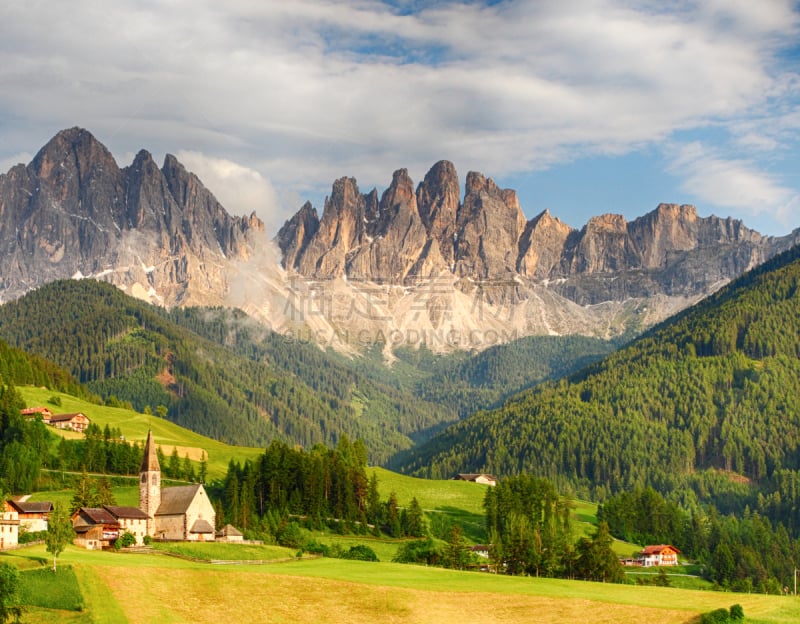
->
0;128;264;305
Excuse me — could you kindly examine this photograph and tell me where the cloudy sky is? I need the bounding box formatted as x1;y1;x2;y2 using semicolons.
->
1;0;799;236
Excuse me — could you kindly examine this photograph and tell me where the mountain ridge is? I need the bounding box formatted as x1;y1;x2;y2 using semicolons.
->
3;127;799;354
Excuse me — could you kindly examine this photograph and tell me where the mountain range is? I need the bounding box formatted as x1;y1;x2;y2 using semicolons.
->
2;127;800;354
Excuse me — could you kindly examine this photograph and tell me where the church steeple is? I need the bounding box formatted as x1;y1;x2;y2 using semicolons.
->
140;428;160;473
139;430;161;536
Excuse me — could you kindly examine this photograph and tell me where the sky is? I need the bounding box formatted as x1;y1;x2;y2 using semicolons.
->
1;0;799;237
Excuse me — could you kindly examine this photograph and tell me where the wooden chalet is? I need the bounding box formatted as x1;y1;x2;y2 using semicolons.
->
72;507;120;550
621;544;681;567
47;412;90;433
640;544;680;566
20;406;53;422
452;473;498;486
5;498;53;532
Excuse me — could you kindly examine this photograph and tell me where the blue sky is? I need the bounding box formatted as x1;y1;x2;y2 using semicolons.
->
1;0;799;236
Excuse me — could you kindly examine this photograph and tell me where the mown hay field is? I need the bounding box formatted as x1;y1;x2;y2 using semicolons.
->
5;544;800;624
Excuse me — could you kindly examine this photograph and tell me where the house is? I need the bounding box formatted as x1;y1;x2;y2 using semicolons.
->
638;544;681;567
216;524;244;542
452;473;498;486
48;412;90;433
5;498;53;532
470;544;490;558
72;507;120;550
104;506;149;545
139;430;216;541
0;511;19;550
20;407;53;422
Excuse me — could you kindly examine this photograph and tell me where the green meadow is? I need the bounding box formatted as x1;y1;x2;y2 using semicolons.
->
15;385;726;619
19;386;265;479
2;543;798;624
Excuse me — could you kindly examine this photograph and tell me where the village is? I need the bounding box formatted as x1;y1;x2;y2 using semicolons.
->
1;426;242;551
2;408;682;570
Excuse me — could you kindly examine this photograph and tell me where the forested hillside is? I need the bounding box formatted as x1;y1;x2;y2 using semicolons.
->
390;335;618;418
0;280;454;462
400;245;800;515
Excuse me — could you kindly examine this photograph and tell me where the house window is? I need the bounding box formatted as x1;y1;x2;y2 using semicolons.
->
141;474;146;483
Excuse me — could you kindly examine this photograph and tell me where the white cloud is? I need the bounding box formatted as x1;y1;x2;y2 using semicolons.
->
0;152;31;174
669;142;798;226
175;151;288;233
0;0;798;232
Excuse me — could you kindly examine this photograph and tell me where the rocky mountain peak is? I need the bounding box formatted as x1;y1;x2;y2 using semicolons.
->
0;128;263;305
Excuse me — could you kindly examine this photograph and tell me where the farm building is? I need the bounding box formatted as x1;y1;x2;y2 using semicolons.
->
72;507;120;550
452;473;498;486
47;412;90;433
620;544;681;567
20;406;53;422
5;498;53;532
0;511;19;549
104;506;149;545
216;524;244;542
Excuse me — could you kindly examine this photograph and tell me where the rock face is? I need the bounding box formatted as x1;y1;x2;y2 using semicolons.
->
0;128;263;305
277;161;800;310
4;129;800;354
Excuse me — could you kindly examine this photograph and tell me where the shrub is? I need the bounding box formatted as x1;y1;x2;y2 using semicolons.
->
340;545;378;562
699;608;732;624
729;604;744;621
116;532;137;549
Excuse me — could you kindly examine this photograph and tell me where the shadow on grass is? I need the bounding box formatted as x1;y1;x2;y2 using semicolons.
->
428;505;487;543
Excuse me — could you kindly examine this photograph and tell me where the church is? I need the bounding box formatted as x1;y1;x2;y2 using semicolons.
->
139;430;216;541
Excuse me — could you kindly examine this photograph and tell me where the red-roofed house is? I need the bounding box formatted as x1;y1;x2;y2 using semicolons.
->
639;545;680;567
21;407;53;422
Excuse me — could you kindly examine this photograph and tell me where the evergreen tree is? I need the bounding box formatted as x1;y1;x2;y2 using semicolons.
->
404;497;426;538
444;524;469;570
94;477;116;507
71;469;94;512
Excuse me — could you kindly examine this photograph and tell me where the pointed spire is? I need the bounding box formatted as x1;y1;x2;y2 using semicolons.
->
140;429;160;473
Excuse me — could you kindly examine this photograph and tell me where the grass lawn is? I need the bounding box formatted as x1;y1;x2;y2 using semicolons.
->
19;386;265;479
5;544;798;624
151;541;299;561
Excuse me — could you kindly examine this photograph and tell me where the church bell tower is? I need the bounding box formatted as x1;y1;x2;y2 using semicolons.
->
139;429;161;537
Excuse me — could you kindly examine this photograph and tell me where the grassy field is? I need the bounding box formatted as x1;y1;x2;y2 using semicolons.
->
3;543;798;624
19;386;264;479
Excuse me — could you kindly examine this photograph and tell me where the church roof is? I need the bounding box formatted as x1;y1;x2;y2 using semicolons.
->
140;429;160;473
190;518;214;534
155;484;204;516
